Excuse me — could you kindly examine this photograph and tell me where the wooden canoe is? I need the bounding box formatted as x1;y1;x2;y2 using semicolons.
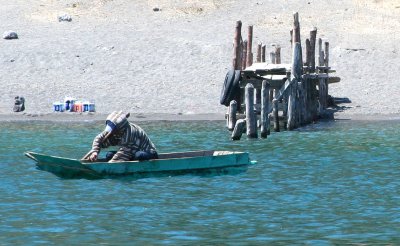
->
25;150;255;179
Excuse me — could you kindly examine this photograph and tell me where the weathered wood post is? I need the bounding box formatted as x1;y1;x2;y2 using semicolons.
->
275;46;281;64
324;41;330;105
310;28;317;73
318;38;326;111
293;12;301;45
261;45;266;62
227;100;237;131
232;119;246;140
245;83;257;138
270;52;276;64
254;87;261;113
256;42;262;63
324;41;329;67
288;42;302;130
261;80;270;138
241;40;248;70
233;21;242;70
304;38;312;124
305;39;311;71
309;28;318;120
273;97;280;132
287;12;303;130
246;25;253;68
290;29;293;47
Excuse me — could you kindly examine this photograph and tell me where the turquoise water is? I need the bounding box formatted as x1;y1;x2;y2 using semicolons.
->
1;120;400;245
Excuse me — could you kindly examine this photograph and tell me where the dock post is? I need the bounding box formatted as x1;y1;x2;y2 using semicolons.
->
324;41;330;105
324;41;329;67
310;28;317;73
232;119;246;140
288;42;302;130
287;82;296;130
245;83;257;138
246;25;253;67
292;12;303;127
241;40;248;70
255;87;261;113
310;28;318;120
275;46;281;64
292;12;302;60
261;45;266;62
304;38;311;123
305;39;311;72
261;80;270;138
273;98;280;132
233;21;242;70
270;52;276;64
256;42;262;63
318;38;326;111
228;100;237;131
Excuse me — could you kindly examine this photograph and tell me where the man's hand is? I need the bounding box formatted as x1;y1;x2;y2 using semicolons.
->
89;152;98;162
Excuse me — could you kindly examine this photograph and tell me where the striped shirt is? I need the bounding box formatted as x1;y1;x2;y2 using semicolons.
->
90;122;156;162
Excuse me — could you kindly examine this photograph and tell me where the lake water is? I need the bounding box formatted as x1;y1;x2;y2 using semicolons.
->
1;120;399;245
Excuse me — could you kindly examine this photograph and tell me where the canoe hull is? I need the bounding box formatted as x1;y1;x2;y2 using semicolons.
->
25;151;252;179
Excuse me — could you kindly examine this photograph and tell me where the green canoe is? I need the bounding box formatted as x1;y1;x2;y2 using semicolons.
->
25;151;255;179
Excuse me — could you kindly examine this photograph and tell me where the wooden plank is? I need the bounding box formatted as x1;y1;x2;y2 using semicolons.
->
328;76;340;83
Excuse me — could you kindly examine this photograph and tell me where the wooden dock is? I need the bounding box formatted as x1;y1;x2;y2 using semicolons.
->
221;12;340;140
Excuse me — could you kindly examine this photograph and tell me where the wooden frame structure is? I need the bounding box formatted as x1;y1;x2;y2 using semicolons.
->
226;12;341;140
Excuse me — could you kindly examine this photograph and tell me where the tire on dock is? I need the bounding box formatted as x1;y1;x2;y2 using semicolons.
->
220;70;241;106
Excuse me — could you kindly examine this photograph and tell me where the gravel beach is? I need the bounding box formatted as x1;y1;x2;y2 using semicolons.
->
1;0;399;121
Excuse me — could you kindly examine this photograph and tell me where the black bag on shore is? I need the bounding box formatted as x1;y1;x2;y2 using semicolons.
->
13;96;25;112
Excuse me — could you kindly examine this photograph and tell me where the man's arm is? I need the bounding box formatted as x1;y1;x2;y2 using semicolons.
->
85;131;113;161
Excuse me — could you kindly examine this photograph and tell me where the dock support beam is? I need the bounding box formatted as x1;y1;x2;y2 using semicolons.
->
227;100;237;131
245;83;257;138
232;119;246;140
261;80;270;138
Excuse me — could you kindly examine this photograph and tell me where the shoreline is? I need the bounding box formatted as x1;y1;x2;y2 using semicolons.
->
2;111;400;123
0;112;226;122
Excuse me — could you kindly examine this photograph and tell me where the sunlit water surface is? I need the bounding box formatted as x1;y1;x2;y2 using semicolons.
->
1;120;400;244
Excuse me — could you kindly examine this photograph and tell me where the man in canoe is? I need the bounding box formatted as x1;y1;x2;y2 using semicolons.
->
83;111;158;162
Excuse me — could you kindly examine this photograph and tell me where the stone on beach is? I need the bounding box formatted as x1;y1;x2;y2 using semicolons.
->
3;31;18;40
58;14;72;22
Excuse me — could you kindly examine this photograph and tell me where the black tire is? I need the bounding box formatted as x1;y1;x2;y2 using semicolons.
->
220;70;241;106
